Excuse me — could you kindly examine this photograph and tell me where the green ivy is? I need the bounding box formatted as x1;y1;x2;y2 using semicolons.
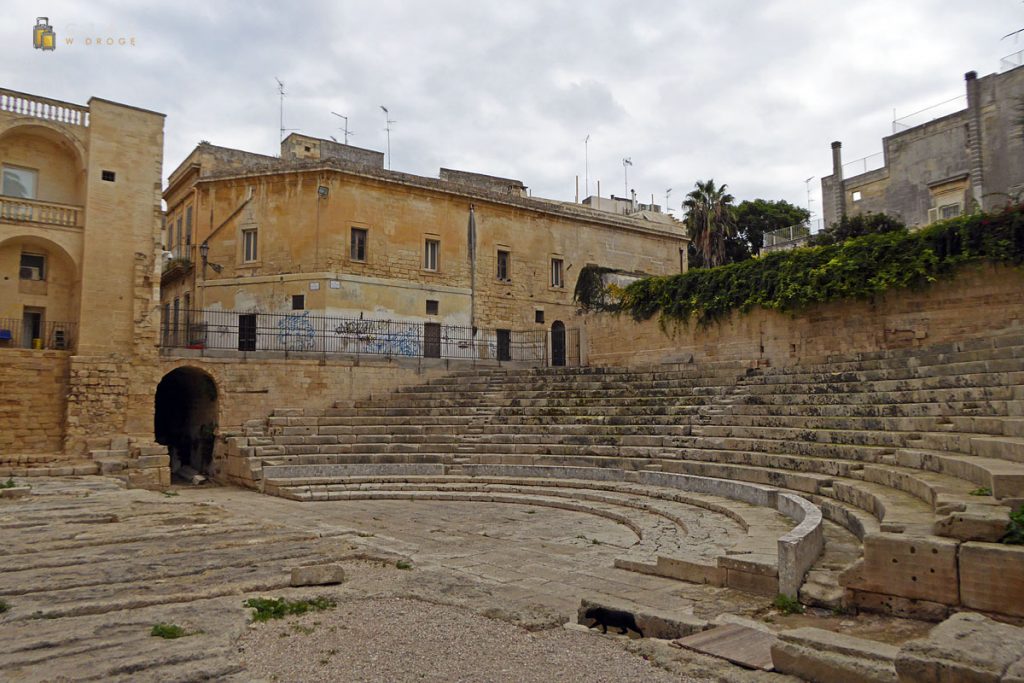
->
615;204;1024;326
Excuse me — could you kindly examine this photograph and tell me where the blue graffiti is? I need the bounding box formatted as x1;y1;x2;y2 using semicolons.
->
277;311;316;351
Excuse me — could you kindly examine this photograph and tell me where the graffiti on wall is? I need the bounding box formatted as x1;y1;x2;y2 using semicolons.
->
277;311;316;351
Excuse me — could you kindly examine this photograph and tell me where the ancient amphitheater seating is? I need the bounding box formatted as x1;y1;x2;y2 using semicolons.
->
232;331;1024;611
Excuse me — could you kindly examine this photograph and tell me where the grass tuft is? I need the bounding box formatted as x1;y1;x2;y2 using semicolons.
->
396;560;413;570
772;594;805;615
151;623;188;639
244;596;336;622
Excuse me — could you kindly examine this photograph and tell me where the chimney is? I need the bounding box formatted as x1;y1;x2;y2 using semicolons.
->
831;140;846;221
965;71;985;209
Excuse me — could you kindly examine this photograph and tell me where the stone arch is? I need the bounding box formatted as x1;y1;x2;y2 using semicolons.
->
0;122;87;206
0;234;81;339
154;366;219;479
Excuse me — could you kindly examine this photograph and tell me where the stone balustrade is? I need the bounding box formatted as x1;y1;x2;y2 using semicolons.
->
0;88;89;126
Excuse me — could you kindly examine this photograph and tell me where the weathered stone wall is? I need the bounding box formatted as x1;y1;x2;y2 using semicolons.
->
584;265;1024;367
158;353;457;432
0;350;69;453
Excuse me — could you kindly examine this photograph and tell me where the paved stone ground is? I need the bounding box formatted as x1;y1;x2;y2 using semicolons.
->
0;477;930;681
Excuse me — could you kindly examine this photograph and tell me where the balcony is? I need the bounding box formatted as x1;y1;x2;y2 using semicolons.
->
0;318;77;351
0;196;83;228
0;88;89;127
161;245;194;284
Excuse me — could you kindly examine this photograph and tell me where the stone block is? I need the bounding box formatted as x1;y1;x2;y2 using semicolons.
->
895;612;1024;683
851;533;960;605
136;454;170;469
0;486;31;499
290;563;346;587
846;588;951;622
126;467;170;490
933;510;1010;543
959;542;1024;618
771;627;898;683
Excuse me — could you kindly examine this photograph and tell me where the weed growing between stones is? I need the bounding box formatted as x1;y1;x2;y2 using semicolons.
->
0;478;18;489
244;596;336;622
0;598;9;613
772;594;805;615
150;623;188;639
1001;507;1024;545
396;560;413;570
969;487;993;496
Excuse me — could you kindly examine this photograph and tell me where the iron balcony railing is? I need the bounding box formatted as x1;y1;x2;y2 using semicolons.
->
0;196;83;228
0;318;77;350
160;309;562;364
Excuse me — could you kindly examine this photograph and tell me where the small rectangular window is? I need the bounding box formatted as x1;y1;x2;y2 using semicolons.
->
292;294;305;310
426;299;439;315
351;228;367;262
551;258;564;288
176;216;183;251
497;250;510;281
101;170;116;182
243;228;258;262
19;253;45;280
2;165;37;199
939;203;962;219
535;310;545;324
424;238;440;271
851;190;862;202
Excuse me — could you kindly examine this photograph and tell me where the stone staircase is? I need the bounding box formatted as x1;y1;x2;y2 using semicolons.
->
225;331;1024;613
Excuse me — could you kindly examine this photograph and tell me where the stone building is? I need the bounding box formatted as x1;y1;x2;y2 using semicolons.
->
160;133;688;363
0;88;165;455
822;65;1024;228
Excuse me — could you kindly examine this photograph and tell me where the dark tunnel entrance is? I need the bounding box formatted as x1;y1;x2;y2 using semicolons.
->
154;367;218;481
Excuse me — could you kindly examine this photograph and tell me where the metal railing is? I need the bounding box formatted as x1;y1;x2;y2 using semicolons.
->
0;88;89;126
892;94;966;134
161;244;194;275
161;309;555;364
0;196;83;227
842;152;885;177
1001;49;1024;73
763;222;812;249
0;318;77;350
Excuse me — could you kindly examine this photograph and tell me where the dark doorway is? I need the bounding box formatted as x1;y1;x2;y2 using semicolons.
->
238;314;257;351
551;320;566;366
423;322;441;358
154;367;218;480
22;308;43;349
496;329;511;361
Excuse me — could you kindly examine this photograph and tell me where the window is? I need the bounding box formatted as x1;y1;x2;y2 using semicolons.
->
535;309;545;324
175;216;183;252
101;170;116;182
185;206;193;247
939;203;962;219
19;253;45;280
292;294;305;310
424;238;440;271
242;228;258;262
550;258;564;288
851;191;862;202
350;228;367;262
1;165;37;199
497;250;510;280
426;299;439;315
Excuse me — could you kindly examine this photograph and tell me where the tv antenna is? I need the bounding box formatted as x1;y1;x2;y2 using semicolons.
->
381;105;396;170
665;188;672;214
275;78;299;146
804;176;815;217
622;157;632;197
331;112;353;144
584;134;591;197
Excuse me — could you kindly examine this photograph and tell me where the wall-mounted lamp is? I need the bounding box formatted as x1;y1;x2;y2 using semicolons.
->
199;240;223;275
317;186;329;198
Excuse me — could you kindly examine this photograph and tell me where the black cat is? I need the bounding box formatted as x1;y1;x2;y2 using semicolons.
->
583;606;644;637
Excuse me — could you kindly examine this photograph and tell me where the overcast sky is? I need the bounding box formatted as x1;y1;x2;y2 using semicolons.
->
3;1;1023;224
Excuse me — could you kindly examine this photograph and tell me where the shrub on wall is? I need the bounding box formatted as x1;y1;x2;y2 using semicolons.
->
611;203;1024;327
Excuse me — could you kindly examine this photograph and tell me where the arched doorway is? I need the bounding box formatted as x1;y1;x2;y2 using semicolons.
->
551;320;566;367
154;367;218;480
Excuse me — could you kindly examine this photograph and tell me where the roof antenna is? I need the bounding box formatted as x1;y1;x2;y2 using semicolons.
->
380;106;396;170
275;78;300;151
622;157;632;197
331;112;354;144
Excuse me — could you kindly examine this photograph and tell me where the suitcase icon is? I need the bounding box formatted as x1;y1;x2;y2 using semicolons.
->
33;17;55;51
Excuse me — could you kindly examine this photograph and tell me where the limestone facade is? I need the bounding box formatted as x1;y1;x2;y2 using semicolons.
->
0;88;165;455
159;134;689;353
822;65;1024;228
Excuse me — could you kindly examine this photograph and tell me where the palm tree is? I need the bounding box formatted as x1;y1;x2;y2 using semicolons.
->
683;179;736;268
